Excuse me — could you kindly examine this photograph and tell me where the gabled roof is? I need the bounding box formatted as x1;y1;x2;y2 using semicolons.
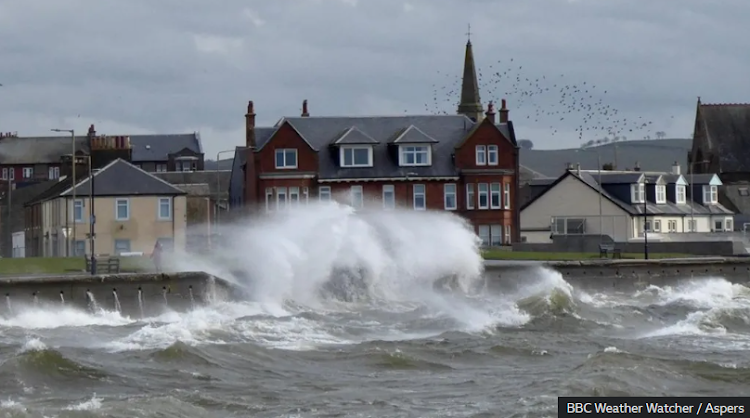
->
130;133;202;161
389;125;439;144
697;103;750;172
689;173;722;186
332;126;378;145
25;159;186;206
598;172;644;184
257;120;317;151
643;174;665;185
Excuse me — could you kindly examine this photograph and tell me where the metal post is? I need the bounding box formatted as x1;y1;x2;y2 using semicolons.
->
690;165;694;233
52;128;76;256
215;149;235;226
88;156;96;275
643;180;649;260
6;177;10;257
597;154;603;243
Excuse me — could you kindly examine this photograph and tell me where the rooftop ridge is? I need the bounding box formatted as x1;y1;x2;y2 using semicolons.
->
701;103;750;107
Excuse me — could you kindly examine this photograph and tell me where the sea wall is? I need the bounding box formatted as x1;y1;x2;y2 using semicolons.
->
0;271;236;318
483;258;750;290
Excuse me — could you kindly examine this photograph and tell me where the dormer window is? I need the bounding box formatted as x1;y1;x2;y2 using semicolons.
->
655;185;666;204
340;146;372;168
676;185;686;204
703;185;718;204
630;183;645;203
399;145;431;166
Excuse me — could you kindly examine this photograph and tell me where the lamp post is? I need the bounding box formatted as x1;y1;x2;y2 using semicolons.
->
215;149;236;226
575;148;604;242
643;179;649;260
51;129;75;256
688;159;710;233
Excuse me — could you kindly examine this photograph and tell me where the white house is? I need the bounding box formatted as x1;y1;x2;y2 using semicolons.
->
520;164;735;243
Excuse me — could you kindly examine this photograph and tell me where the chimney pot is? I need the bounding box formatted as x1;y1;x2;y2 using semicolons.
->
485;101;496;123
247;101;255;115
499;98;509;123
301;99;309;117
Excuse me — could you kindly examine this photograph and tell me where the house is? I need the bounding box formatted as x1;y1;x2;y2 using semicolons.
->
0;125;203;184
231;40;521;245
520;163;734;243
24;159;187;257
689;98;750;228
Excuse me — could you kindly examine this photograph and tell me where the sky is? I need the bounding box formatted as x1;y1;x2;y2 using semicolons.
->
1;0;749;159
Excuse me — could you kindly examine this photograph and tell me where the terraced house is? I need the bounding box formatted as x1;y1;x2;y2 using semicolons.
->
229;41;521;245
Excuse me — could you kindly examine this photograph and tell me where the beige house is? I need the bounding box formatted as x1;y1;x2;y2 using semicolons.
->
25;159;187;257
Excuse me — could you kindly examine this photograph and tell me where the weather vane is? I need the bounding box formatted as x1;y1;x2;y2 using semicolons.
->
466;24;472;41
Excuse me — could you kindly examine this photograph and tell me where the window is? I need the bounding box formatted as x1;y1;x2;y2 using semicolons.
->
444;184;457;210
703;185;718;204
552;217;586;234
350;185;364;208
413;184;426;210
653;220;661;232
475;146;486;165
22;167;33;179
631;183;645;203
48;166;60;180
276;187;288;210
115;198;130;221
1;168;6;180
655;185;666;203
477;183;489;209
466;184;475;210
74;199;84;223
490;224;502;246
114;239;131;255
740;188;750;197
158;197;171;220
487;145;498;165
688;219;697;232
504;183;511;209
156;163;168;172
399;146;430;166
490;183;501;209
8;169;13;180
726;218;734;231
341;147;372;167
74;240;86;256
177;160;196;172
505;224;511;244
714;219;723;231
478;225;490;246
289;187;300;206
319;186;331;202
676;185;686;204
382;185;395;210
275;149;298;169
644;220;651;232
265;188;274;212
668;220;677;232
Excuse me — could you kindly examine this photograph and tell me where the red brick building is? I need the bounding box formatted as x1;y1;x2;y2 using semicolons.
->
231;40;520;245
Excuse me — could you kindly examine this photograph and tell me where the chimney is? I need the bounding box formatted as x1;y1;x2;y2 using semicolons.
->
88;124;96;137
499;99;509;123
633;161;641;172
245;101;256;148
301;99;309;117
566;162;574;170
575;162;581;176
672;161;680;175
485;101;496;124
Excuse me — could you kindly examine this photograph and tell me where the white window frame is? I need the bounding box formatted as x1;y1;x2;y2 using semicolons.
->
726;217;734;231
478;225;490;246
276;187;288;210
265;188;274;212
22;167;33;179
157;197;172;220
475;145;486;165
466;184;475;210
703;185;718;204
1;168;6;180
413;184;426;210
350;185;364;208
504;183;511;209
318;186;331;202
490;183;501;209
477;183;489;209
667;220;676;232
655;185;666;204
289;187;300;207
490;224;502;246
653;219;661;232
444;183;457;210
48;166;60;180
115;198;130;221
382;185;395;210
274;148;298;169
714;219;723;232
631;183;645;203
487;145;498;166
676;185;686;204
340;146;373;168
399;145;431;166
73;199;84;223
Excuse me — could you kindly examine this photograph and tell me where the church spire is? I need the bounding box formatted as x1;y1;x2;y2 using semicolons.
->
457;25;483;122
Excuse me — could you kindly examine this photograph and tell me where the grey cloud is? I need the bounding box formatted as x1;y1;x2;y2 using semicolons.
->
0;0;749;157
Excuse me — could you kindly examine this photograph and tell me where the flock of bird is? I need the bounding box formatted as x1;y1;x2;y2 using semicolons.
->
425;58;658;144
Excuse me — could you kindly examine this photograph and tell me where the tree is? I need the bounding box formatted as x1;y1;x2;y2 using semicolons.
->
602;162;615;170
518;139;534;149
656;131;666;140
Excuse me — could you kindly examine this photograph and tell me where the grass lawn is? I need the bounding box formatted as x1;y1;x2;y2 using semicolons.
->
0;257;152;275
481;250;693;261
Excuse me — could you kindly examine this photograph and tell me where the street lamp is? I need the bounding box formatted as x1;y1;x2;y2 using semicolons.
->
643;179;648;260
215;149;236;225
575;148;604;242
688;159;710;233
51;129;75;257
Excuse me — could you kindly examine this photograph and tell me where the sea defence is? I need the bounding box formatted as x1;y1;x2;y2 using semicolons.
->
0;272;237;318
483;257;750;289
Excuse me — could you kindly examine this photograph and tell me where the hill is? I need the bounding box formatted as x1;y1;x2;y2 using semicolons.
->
520;138;692;178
